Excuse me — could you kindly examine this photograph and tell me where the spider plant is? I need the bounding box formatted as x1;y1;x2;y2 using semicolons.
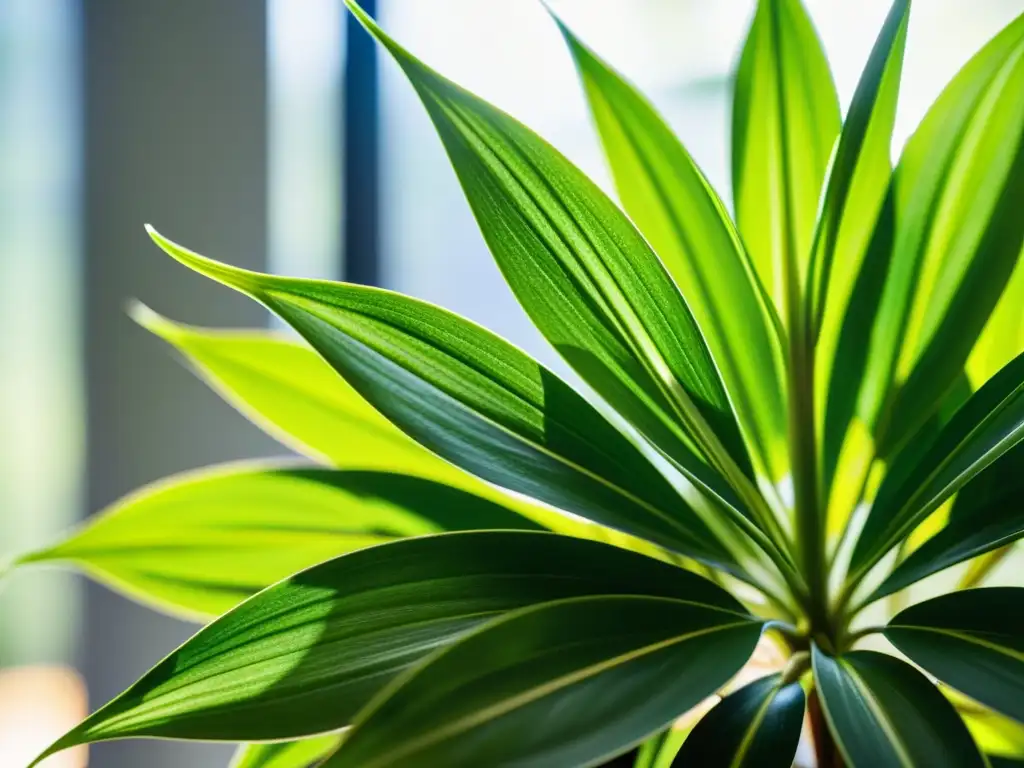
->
12;0;1024;766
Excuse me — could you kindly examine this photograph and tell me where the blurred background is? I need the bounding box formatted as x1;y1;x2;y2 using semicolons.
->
0;0;1021;765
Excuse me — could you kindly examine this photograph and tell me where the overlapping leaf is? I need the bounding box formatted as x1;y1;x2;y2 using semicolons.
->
33;531;743;762
230;735;342;768
556;20;788;487
671;673;804;767
812;647;986;767
733;0;840;322
885;589;1024;723
321;595;762;768
16;462;539;619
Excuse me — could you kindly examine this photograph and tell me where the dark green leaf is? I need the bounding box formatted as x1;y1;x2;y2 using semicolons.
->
672;673;804;768
35;531;744;760
230;735;342;768
16;462;540;620
341;2;777;546
850;349;1024;581
146;228;748;575
556;19;788;488
875;442;1024;599
812;646;986;767
733;0;840;323
885;588;1024;723
322;595;762;768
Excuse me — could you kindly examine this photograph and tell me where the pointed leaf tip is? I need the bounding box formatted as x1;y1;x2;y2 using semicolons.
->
145;226;263;296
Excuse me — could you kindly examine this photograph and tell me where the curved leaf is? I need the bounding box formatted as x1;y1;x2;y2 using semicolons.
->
147;229;762;578
875;442;1024;599
230;735;342;768
35;531;743;760
733;0;840;322
671;673;804;768
16;461;539;620
850;349;1024;580
556;20;788;486
341;2;780;549
634;729;687;768
885;588;1024;723
322;595;762;768
812;646;986;768
969;256;1024;389
948;688;1024;760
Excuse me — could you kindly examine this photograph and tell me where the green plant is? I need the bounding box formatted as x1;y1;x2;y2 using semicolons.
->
10;0;1024;765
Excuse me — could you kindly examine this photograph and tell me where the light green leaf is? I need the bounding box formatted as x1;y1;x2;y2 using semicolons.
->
885;588;1024;723
952;691;1024;760
321;595;762;768
733;0;840;323
671;673;804;768
147;228;767;580
968;253;1024;389
34;531;744;762
634;728;687;768
341;2;784;554
874;442;1024;599
855;13;1024;453
16;461;540;620
555;19;788;488
230;735;343;768
850;349;1024;582
812;646;986;767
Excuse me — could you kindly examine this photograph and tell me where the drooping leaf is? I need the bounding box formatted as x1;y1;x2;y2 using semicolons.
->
671;673;804;768
812;646;986;767
874;442;1024;599
230;735;343;768
555;20;788;487
321;595;762;768
885;588;1024;723
849;349;1024;581
16;462;540;620
35;531;744;760
147;228;771;579
854;13;1024;453
341;2;783;550
732;0;840;323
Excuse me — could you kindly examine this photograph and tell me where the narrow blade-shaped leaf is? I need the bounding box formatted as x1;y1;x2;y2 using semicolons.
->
885;588;1024;723
733;0;840;321
634;729;687;768
230;735;342;768
969;256;1024;389
874;442;1024;599
556;20;788;487
671;673;804;768
812;646;986;768
35;531;744;761
148;229;758;577
341;2;775;542
850;349;1024;580
16;461;539;620
322;595;762;768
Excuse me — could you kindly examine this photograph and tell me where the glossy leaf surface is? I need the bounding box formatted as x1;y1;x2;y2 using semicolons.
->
37;532;741;757
672;673;804;768
812;647;986;768
886;588;1024;723
17;462;538;620
323;595;762;768
230;735;342;768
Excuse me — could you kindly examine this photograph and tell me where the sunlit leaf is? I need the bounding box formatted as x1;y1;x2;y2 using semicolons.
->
230;734;343;768
321;595;762;768
16;462;540;620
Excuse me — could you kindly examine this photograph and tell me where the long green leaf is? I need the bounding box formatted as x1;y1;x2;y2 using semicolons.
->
733;0;840;323
321;595;762;768
555;19;788;488
874;442;1024;599
969;256;1024;389
951;690;1024;760
147;229;766;579
634;729;687;768
15;461;539;620
230;735;342;768
849;349;1024;581
671;673;804;768
34;531;743;762
885;588;1024;723
341;2;779;547
812;646;986;767
853;13;1024;454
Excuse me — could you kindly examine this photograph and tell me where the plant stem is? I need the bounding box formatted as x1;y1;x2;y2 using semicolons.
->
808;688;844;768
